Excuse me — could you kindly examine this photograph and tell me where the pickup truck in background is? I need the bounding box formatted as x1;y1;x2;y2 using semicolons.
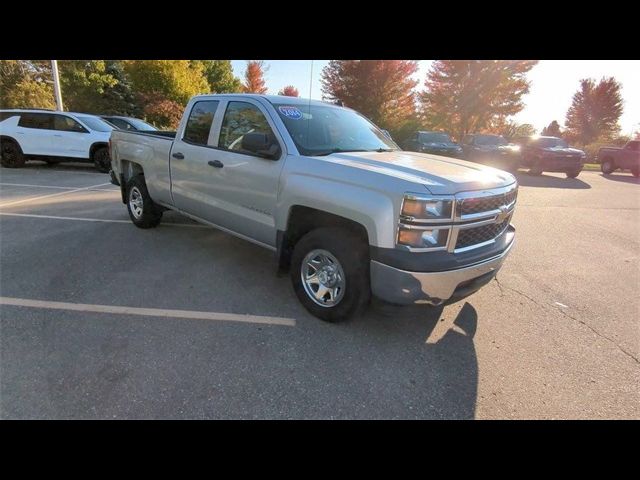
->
110;94;518;322
514;135;585;178
401;131;464;158
597;140;640;177
460;134;522;172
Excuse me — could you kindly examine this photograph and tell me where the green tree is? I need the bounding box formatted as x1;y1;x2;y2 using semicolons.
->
195;60;242;93
541;120;562;137
0;60;55;109
564;77;623;145
421;60;538;140
58;60;118;113
124;60;208;104
499;121;536;139
321;60;419;140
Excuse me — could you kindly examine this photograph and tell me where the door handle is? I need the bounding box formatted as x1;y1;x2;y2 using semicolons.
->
208;160;224;168
172;152;184;159
53;134;62;137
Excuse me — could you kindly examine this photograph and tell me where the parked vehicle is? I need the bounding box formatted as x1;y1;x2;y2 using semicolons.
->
0;109;114;172
402;131;464;158
460;134;521;172
597;140;639;177
101;115;158;132
514;136;585;178
110;94;518;322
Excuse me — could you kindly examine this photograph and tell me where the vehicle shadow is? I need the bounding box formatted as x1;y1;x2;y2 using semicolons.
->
599;173;640;185
513;171;591;189
17;161;102;174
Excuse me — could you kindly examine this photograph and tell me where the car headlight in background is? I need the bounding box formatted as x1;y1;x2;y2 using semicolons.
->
401;195;453;220
397;226;450;249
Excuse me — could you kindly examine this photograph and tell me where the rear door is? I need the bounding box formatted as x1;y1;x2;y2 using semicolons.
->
51;114;91;158
15;113;56;155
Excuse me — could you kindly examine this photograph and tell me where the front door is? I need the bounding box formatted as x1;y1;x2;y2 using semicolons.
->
51;114;91;158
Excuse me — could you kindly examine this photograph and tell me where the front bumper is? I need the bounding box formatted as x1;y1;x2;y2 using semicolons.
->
370;230;515;306
540;158;583;172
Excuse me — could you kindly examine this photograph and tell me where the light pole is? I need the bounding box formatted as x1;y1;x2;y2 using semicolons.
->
51;60;63;111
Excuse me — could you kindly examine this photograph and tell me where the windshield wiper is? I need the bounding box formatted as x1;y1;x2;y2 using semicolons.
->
370;148;394;152
311;148;369;156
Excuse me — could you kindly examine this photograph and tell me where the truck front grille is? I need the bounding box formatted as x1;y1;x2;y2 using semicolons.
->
459;189;517;216
456;217;511;250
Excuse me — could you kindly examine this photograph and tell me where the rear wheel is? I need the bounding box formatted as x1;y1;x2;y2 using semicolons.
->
92;146;111;173
126;176;162;228
0;140;25;168
291;227;370;322
601;158;615;174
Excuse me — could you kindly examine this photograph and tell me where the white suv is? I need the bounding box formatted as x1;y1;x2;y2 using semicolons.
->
0;109;114;172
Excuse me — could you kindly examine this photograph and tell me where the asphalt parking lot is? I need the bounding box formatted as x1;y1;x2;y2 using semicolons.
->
0;162;638;419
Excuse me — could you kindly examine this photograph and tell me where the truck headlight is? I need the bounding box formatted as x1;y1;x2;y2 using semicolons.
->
401;195;453;220
397;226;449;248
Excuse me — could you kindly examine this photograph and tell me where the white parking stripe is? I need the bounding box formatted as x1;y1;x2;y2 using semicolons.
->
0;296;296;327
0;183;111;208
0;182;118;191
0;211;210;228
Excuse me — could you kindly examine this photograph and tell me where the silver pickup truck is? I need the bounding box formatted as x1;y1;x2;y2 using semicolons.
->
109;94;517;322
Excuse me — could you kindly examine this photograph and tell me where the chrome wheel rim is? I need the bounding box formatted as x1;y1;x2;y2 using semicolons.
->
129;186;144;219
301;249;345;307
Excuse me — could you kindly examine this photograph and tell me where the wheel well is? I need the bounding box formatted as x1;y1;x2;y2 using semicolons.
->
118;160;145;203
277;206;370;272
89;142;109;159
1;135;22;151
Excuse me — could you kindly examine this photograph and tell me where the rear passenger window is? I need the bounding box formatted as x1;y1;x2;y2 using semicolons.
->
183;101;219;145
218;102;276;152
18;113;54;130
53;115;86;132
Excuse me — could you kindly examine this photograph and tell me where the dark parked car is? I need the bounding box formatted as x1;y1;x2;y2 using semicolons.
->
460;134;521;172
402;131;463;158
101;115;157;132
515;136;585;178
597;140;639;177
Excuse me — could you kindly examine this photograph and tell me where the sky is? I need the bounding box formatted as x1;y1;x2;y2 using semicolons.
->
230;60;640;136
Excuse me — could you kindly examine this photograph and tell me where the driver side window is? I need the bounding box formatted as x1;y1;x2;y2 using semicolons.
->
218;101;275;152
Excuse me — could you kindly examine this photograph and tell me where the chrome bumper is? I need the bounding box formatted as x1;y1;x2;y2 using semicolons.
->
370;233;515;306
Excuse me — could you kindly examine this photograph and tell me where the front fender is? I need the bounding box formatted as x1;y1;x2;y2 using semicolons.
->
276;172;399;248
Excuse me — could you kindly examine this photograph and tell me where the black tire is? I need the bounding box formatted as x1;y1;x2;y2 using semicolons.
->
93;146;111;173
631;167;640;178
45;158;61;166
291;227;371;322
528;163;543;176
566;169;581;179
0;139;25;168
125;175;162;228
601;158;615;174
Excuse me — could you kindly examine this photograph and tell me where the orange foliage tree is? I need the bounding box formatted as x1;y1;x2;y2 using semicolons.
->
243;60;268;94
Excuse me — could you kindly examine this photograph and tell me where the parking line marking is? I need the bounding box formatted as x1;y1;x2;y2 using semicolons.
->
0;212;210;228
0;183;111;208
0;296;296;327
0;182;119;191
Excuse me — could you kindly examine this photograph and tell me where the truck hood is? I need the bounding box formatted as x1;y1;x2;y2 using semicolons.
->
542;146;584;155
317;150;515;195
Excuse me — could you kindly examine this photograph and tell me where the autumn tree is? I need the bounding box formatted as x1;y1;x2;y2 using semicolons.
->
278;85;299;97
195;60;242;93
321;60;419;139
541;120;562;137
499;121;536;139
123;60;208;104
564;77;623;145
0;60;55;109
421;60;537;140
138;92;183;129
243;60;268;94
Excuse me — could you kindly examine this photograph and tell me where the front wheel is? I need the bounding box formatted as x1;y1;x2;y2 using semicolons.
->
601;159;615;174
93;146;111;173
566;169;581;178
126;176;162;228
528;162;543;176
291;227;370;322
631;167;640;178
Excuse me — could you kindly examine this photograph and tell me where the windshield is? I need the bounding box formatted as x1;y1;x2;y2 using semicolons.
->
272;102;398;156
534;137;569;148
127;118;157;131
419;132;452;144
76;116;114;132
475;135;508;146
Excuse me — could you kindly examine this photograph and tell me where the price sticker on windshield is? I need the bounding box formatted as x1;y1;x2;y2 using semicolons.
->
278;106;303;120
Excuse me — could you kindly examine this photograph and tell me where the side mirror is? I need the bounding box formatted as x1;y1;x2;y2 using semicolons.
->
241;132;280;159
